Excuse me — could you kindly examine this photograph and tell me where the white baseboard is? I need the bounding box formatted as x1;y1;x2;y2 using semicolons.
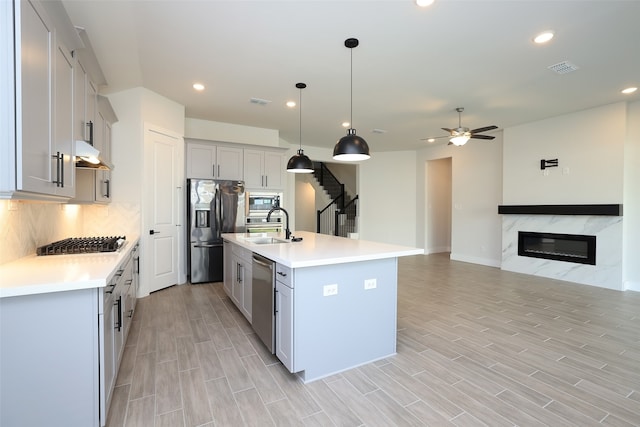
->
624;280;640;292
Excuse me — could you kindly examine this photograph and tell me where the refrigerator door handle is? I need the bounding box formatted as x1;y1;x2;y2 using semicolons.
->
193;243;223;248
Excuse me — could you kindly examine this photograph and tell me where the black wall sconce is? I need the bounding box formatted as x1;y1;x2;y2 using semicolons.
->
540;159;558;170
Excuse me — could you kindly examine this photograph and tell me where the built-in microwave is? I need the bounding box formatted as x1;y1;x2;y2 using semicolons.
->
246;191;282;217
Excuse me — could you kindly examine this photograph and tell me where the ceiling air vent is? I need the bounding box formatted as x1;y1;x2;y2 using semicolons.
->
249;97;272;106
548;61;579;74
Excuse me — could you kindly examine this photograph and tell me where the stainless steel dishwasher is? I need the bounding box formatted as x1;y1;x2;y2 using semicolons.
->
252;253;275;353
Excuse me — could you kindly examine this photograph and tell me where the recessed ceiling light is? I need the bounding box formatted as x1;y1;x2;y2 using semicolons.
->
621;87;638;94
533;31;554;44
416;0;435;7
342;122;350;128
193;83;205;91
427;138;435;143
286;101;296;108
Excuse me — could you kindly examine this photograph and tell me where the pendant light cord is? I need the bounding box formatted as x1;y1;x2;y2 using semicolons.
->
350;47;353;128
299;87;303;150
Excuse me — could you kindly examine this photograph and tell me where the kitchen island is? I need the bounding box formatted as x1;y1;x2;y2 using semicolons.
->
222;231;423;383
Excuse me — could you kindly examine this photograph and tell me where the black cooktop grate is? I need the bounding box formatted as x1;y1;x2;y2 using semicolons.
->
37;236;126;256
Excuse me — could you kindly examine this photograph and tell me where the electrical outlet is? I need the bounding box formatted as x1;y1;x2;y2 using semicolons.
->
323;284;338;296
364;278;377;290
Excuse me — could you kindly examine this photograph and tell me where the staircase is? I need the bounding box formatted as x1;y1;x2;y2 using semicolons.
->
313;162;358;237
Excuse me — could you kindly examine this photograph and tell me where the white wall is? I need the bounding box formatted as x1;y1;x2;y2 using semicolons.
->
185;118;280;147
283;145;419;247
107;87;185;296
503;103;625;204
416;134;504;267
359;151;418;246
108;87;185;203
624;100;640;291
294;176;317;232
501;101;639;291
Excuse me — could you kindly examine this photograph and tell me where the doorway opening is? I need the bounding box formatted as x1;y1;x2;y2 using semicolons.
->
425;158;452;253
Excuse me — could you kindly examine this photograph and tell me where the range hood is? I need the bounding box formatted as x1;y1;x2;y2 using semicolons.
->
75;140;113;170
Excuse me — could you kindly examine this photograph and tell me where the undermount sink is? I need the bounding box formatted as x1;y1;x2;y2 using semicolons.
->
244;237;289;245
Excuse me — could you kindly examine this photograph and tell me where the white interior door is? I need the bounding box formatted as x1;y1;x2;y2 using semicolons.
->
144;125;182;293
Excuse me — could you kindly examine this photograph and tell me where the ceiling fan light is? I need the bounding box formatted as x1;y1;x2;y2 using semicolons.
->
287;149;314;173
333;129;371;161
450;135;470;146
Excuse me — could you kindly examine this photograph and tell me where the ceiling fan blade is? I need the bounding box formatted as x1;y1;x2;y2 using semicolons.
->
441;127;453;133
470;134;495;140
447;141;453;145
470;125;498;134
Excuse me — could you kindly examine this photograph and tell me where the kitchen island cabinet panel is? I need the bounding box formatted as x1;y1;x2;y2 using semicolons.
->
292;258;398;382
275;278;293;371
0;288;100;427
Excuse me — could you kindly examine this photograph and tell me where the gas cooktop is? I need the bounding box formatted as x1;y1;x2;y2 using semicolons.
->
36;236;126;256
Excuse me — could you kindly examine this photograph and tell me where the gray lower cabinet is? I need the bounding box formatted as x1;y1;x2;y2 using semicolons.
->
223;241;252;322
0;251;136;427
0;288;102;426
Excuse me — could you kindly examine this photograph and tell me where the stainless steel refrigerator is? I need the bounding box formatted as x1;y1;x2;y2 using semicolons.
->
187;179;245;283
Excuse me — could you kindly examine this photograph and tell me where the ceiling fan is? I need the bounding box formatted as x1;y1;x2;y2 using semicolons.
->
423;107;498;146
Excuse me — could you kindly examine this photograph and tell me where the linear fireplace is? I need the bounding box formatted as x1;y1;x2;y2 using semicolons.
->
518;231;596;265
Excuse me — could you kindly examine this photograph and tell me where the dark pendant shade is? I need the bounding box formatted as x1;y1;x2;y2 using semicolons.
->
287;149;314;173
333;128;370;161
287;82;314;173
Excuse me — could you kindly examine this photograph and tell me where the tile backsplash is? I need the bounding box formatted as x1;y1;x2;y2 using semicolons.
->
0;200;140;265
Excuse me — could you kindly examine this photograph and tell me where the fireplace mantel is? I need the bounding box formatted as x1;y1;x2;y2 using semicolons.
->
498;204;623;216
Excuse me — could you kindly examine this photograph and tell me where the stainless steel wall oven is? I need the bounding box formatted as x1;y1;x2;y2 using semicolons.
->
245;191;283;233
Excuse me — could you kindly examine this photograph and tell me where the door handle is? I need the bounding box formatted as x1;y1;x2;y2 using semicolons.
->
149;230;161;235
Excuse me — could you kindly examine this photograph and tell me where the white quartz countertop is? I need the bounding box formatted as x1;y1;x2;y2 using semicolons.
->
0;236;139;298
222;231;423;268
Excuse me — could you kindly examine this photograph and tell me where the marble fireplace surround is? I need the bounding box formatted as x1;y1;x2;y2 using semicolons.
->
499;204;623;290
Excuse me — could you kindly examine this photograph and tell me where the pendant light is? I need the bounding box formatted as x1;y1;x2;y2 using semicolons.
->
333;38;370;162
287;82;314;173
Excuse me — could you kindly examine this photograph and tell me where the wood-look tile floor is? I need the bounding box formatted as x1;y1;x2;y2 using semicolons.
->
107;254;640;426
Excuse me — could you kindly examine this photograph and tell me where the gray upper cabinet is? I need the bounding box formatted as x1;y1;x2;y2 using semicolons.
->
53;37;75;198
186;142;243;180
0;0;78;200
243;149;285;190
94;97;114;203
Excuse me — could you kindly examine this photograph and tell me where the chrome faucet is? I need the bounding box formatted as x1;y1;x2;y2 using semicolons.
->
267;207;290;240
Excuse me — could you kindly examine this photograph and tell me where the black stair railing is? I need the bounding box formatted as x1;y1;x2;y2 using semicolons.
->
335;195;358;237
314;162;358;237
